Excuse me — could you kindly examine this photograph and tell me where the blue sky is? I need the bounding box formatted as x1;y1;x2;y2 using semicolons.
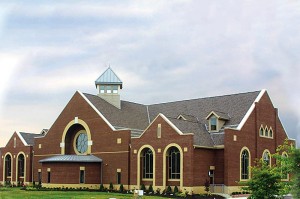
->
0;1;299;147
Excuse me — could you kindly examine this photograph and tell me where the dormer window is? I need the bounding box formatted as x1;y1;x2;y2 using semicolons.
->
206;111;230;132
210;116;217;131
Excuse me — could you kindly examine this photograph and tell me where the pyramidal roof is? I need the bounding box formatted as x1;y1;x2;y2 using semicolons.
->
95;67;123;88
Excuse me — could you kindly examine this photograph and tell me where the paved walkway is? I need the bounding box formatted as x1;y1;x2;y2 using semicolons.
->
216;193;247;199
217;193;293;199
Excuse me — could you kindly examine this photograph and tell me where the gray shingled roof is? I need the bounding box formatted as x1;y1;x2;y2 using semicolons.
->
83;90;261;147
84;93;149;130
148;91;260;128
39;155;102;163
210;111;230;120
19;132;44;146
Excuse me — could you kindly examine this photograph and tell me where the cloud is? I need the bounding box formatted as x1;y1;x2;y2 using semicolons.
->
0;53;24;113
0;0;300;147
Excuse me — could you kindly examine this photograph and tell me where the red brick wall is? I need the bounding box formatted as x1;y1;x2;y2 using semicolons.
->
41;162;101;184
193;149;214;186
0;132;33;184
33;92;131;186
130;115;194;187
224;92;292;186
193;148;224;186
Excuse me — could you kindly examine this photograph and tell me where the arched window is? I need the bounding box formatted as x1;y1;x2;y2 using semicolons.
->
5;155;12;177
264;127;269;137
241;149;250;180
263;151;271;166
142;148;153;179
259;126;264;136
168;147;180;179
18;154;25;177
269;129;273;138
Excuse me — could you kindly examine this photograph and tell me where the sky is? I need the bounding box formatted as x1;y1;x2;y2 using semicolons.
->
0;1;299;147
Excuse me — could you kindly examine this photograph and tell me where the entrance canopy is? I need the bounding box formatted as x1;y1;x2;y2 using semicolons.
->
39;155;102;163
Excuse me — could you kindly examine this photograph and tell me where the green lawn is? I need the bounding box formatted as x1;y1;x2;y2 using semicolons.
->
0;187;166;199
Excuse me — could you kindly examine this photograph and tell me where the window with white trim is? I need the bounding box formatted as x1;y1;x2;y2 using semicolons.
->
142;148;153;179
18;154;25;177
241;149;250;180
259;125;274;138
264;126;269;137
5;155;12;177
210;116;217;131
259;126;264;136
168;147;180;179
263;151;271;166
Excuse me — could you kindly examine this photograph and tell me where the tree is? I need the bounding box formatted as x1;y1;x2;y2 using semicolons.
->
243;160;284;199
275;140;300;198
243;140;300;198
288;145;300;198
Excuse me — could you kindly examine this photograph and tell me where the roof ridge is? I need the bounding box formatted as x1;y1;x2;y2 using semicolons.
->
82;92;146;106
83;90;261;107
168;116;200;124
147;90;261;106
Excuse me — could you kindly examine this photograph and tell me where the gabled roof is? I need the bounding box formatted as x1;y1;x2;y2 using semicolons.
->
18;132;44;146
83;93;149;130
148;91;261;128
177;114;198;122
206;111;230;120
81;90;262;147
95;67;123;88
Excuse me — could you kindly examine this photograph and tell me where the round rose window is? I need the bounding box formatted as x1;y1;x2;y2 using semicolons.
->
75;131;88;154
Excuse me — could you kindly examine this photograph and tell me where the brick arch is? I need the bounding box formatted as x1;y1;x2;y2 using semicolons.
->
262;149;271;166
240;147;251;181
61;118;92;155
163;143;183;190
16;152;26;183
3;152;13;184
137;145;156;188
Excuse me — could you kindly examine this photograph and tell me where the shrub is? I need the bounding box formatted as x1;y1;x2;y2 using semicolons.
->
109;182;114;191
140;184;146;192
204;179;210;194
242;160;282;199
148;184;154;193
174;186;179;193
156;188;161;195
119;184;124;193
166;186;172;194
99;184;105;192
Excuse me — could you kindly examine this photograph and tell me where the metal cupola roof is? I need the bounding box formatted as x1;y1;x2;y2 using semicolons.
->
95;67;123;89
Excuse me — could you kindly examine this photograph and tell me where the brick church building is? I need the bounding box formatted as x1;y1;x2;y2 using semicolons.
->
0;68;295;194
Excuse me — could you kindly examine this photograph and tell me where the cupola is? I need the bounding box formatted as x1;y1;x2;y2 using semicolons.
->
95;67;123;109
